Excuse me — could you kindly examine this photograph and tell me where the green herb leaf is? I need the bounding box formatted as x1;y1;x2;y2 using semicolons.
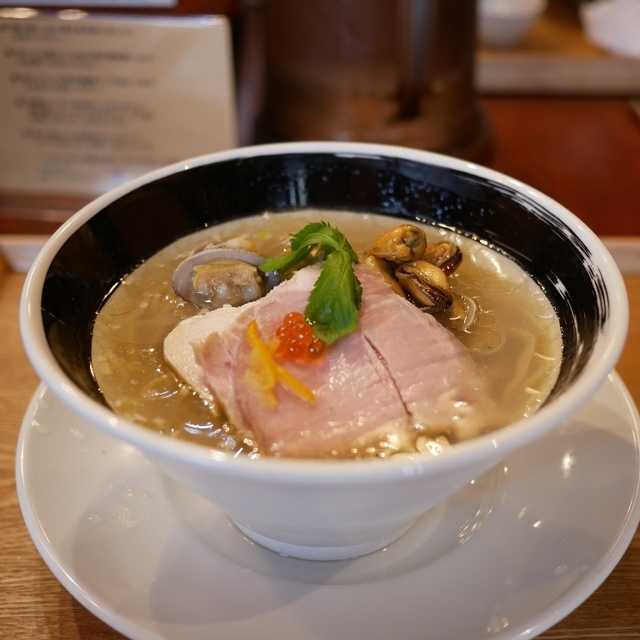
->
258;221;362;344
290;221;359;262
289;221;333;251
306;250;362;345
259;245;312;274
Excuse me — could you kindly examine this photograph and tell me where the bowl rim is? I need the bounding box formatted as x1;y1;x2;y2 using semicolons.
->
19;141;630;483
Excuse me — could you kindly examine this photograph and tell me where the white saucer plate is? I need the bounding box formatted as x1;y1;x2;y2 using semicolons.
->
16;373;640;640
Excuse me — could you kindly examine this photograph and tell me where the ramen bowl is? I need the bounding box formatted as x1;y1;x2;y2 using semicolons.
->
20;142;628;561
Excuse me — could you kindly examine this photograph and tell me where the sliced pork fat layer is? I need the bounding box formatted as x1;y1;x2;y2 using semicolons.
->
356;267;488;438
164;264;489;458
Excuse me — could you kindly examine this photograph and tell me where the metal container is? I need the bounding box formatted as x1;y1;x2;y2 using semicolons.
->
260;0;492;160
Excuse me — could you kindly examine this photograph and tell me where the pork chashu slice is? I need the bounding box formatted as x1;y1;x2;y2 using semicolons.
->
164;264;488;458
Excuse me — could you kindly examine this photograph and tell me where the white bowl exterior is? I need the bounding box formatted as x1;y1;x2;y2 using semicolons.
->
20;142;629;558
144;448;501;552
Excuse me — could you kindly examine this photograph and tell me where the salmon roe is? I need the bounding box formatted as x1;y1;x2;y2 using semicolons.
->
275;312;325;362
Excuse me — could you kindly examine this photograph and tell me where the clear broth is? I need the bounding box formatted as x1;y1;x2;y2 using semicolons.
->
91;211;562;458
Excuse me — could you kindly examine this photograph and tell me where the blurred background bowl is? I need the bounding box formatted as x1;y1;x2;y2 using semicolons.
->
478;0;548;48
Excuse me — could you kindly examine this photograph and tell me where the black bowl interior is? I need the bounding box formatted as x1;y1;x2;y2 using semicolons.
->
41;152;609;407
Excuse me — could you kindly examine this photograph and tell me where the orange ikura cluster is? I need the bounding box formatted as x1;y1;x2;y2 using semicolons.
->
275;312;325;362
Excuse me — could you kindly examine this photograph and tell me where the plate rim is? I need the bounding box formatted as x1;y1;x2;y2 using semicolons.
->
15;371;640;640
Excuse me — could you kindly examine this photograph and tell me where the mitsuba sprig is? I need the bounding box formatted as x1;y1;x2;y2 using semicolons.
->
258;222;362;345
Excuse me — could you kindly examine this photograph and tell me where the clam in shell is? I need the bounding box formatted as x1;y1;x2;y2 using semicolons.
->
172;247;279;310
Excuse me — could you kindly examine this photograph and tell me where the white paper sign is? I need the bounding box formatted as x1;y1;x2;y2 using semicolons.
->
0;12;237;197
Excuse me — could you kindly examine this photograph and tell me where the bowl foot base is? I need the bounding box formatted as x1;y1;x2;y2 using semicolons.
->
231;521;415;561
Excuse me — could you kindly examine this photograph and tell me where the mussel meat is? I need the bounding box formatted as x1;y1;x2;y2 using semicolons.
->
424;241;462;276
366;225;427;264
395;260;453;313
